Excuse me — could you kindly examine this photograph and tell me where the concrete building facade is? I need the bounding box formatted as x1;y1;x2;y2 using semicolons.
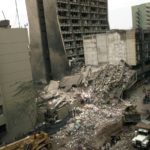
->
0;28;36;143
132;2;150;29
26;0;109;82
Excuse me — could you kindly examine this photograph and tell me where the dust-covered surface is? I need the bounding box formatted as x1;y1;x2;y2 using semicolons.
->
53;103;125;150
110;127;136;150
37;61;139;150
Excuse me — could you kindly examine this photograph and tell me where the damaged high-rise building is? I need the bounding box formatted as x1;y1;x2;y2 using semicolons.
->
26;0;109;83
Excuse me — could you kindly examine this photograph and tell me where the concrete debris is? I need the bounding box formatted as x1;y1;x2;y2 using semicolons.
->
83;61;136;103
110;127;135;150
59;74;83;91
53;104;125;149
45;80;59;93
37;61;137;149
41;80;59;100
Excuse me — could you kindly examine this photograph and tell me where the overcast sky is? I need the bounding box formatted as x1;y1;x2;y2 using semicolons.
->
0;0;150;29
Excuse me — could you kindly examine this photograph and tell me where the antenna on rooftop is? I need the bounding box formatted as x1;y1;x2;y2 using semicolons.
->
2;11;6;20
15;0;21;28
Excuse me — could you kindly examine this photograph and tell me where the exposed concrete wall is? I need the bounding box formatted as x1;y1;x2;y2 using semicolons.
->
83;35;98;66
107;32;127;65
43;0;69;79
97;34;108;63
26;0;48;83
126;30;137;66
0;28;36;143
83;30;137;66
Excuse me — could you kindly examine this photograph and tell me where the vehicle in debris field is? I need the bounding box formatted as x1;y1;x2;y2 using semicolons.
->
122;104;141;124
132;120;150;149
0;132;53;150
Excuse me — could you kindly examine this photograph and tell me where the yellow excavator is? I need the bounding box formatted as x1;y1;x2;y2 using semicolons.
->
0;132;53;150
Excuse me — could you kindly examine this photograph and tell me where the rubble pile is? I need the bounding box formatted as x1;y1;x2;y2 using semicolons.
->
81;61;135;104
39;61;136;149
110;127;135;150
54;104;124;149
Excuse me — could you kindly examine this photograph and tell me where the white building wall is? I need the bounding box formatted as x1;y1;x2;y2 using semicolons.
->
83;35;98;66
107;32;127;65
83;30;137;66
96;34;108;63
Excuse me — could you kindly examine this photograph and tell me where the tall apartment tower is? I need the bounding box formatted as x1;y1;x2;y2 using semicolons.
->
26;0;109;82
132;2;150;29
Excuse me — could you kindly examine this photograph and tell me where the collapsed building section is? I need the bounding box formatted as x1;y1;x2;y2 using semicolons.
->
83;29;150;77
39;61;136;149
26;0;109;83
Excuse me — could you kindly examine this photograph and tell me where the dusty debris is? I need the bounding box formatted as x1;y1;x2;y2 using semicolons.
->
59;74;83;92
41;80;59;100
53;103;126;149
122;104;141;124
37;61;136;149
110;127;135;150
85;61;136;103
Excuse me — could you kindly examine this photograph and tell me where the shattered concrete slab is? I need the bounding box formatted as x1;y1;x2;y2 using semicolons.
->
37;61;137;150
53;103;126;149
59;74;83;91
41;80;59;100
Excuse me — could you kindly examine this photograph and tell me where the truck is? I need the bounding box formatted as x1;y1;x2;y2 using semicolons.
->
122;104;141;124
0;132;53;150
132;120;150;149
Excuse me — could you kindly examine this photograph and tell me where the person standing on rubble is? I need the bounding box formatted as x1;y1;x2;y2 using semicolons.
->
105;142;111;150
101;143;106;150
143;87;150;104
72;107;76;117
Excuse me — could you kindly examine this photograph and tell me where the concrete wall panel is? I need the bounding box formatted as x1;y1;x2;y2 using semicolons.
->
126;30;137;65
83;30;137;66
108;32;127;65
96;34;108;63
83;36;98;65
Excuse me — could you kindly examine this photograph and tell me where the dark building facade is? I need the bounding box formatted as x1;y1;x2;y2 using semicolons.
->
26;0;109;82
